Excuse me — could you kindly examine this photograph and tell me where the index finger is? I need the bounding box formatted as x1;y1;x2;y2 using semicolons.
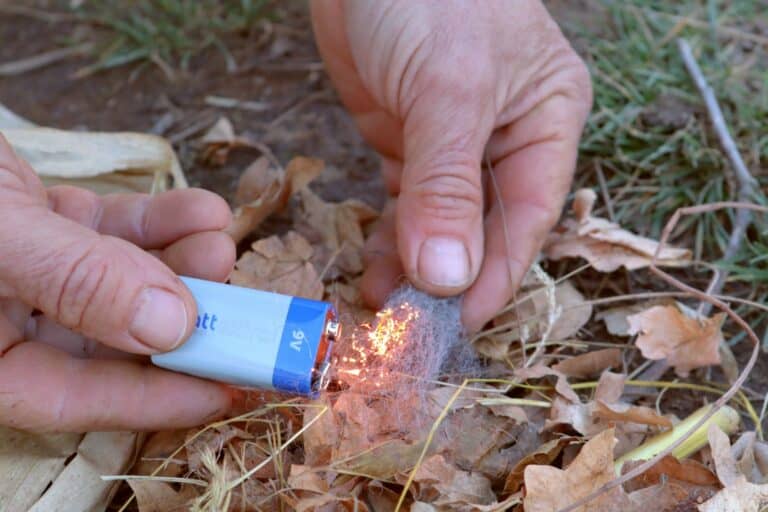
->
0;341;231;432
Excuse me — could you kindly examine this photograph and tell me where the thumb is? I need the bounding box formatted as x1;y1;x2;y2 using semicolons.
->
396;92;494;296
0;201;196;355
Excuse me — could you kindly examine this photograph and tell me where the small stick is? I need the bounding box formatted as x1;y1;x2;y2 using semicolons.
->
637;38;759;381
677;38;757;311
0;43;92;76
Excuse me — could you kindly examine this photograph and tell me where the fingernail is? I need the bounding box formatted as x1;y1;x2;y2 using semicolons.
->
130;288;188;351
418;236;471;287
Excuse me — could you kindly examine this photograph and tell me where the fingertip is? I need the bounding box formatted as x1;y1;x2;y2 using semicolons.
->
156;188;233;233
461;254;527;333
162;231;236;283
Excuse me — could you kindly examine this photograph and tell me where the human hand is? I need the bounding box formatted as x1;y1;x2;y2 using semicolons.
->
0;135;235;432
311;0;592;330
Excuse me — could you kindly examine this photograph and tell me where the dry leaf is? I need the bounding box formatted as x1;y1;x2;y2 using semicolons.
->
199;117;254;165
595;301;668;336
699;426;768;511
593;400;673;428
228;157;287;243
28;432;140;512
127;480;195;512
0;102;36;129
303;398;339;466
406;454;496;510
3;127;186;193
294;187;378;276
524;428;630;511
0;428;83;511
621;456;719;491
544;188;691;271
477;280;592;360
553;348;623;378
627;304;724;377
546;371;665;456
228;155;325;243
131;429;187;477
503;437;578;494
732;431;768;485
231;231;324;299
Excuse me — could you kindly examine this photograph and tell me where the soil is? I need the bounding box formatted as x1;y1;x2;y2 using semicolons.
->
0;4;385;212
2;0;765;448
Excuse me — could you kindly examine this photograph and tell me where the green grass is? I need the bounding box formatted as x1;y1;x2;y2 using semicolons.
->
564;1;768;305
73;0;275;76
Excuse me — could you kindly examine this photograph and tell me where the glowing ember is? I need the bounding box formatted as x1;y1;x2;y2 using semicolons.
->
335;302;421;388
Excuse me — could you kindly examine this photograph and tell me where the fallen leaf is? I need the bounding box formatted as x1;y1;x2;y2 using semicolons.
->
227;155;324;244
524;428;630;511
596;302;668;336
230;231;324;300
127;480;195;512
303;398;339;466
544;188;691;272
514;364;580;403
477;279;592;360
294;187;378;276
131;429;187;477
287;465;329;493
0;428;83;511
594;400;672;428
28;432;140;512
621;456;719;491
0;102;36;128
405;454;496;510
332;438;425;481
503;437;578;494
627;304;724;377
4;127;186;194
699;426;768;511
732;431;768;484
199;117;254;165
553;348;623;378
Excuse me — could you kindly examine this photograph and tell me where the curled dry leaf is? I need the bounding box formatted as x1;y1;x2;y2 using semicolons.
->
699;426;768;512
552;348;623;379
476;279;592;361
199;116;254;165
546;372;669;456
627;304;724;377
230;231;324;300
3;128;186;194
227;155;325;243
544;187;691;272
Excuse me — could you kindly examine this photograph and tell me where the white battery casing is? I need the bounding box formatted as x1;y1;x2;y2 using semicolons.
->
151;277;334;396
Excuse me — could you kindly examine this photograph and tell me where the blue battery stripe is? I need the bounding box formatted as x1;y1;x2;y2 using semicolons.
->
272;297;329;394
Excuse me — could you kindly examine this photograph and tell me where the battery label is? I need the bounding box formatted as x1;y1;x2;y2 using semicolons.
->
273;298;329;394
150;277;332;396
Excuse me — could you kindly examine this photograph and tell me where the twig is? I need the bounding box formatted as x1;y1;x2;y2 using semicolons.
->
637;38;759;382
0;43;92;76
677;38;758;311
558;202;767;512
0;4;78;22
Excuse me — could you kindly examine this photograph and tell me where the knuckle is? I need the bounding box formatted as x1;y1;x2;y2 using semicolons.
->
53;242;112;331
410;157;483;221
